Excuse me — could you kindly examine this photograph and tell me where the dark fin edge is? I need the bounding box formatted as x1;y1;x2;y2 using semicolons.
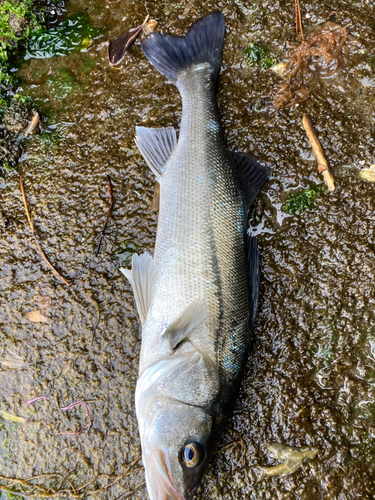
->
246;235;260;328
231;152;270;220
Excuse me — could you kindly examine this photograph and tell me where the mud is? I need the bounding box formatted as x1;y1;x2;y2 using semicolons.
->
0;0;375;499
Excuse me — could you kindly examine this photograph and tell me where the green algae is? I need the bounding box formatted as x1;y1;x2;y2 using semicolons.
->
25;12;106;59
0;0;44;114
112;240;139;266
283;184;326;215
245;42;274;70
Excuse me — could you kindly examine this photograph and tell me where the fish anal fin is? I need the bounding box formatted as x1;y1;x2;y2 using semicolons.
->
231;152;270;219
120;252;156;325
135;126;177;180
162;299;207;350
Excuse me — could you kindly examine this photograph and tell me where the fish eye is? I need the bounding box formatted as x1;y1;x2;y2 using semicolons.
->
180;442;202;468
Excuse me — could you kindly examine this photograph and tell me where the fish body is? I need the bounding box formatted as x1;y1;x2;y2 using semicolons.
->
122;12;269;500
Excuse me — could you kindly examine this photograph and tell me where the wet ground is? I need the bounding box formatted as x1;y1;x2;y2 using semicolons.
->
1;0;375;498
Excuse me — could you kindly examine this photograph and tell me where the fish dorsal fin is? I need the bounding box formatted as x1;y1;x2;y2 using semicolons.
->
231;152;270;220
120;252;156;324
162;299;207;350
135;126;177;180
246;234;260;327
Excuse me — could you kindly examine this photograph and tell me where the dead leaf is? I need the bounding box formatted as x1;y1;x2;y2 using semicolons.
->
25;310;48;323
144;19;158;36
108;15;149;66
0;411;26;423
1;349;29;369
360;165;375;182
24;111;40;136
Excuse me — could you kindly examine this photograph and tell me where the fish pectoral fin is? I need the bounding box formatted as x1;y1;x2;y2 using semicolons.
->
135;126;177;180
162;299;207;350
231;152;270;220
120;252;156;324
247;235;260;329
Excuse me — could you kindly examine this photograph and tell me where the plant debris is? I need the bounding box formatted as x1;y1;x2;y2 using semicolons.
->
25;309;48;322
274;22;360;108
144;19;157;36
151;181;160;212
108;15;149;66
0;410;26;423
1;349;28;369
302;113;335;191
359;164;375;182
256;443;318;478
24;110;39;136
0;455;143;499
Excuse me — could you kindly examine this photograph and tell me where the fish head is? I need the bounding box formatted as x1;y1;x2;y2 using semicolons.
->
136;351;220;500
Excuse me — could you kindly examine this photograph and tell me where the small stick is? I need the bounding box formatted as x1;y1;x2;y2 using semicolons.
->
24;112;40;137
294;0;304;41
151;181;160;212
20;177;71;286
302;114;335;191
94;175;115;257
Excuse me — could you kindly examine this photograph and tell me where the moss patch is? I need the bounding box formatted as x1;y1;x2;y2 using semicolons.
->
283;184;326;215
245;41;274;69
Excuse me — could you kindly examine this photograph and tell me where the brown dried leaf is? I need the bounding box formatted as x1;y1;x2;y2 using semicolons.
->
25;310;48;323
108;15;149;66
144;19;158;36
24;111;40;137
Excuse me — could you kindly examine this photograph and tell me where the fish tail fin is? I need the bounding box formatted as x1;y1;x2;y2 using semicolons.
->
141;12;225;85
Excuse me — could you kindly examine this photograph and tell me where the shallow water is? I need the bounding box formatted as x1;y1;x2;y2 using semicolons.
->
1;0;375;498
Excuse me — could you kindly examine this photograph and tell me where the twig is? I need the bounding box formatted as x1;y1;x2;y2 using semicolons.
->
294;0;304;40
116;481;146;500
20;176;70;286
302;114;335;191
76;455;142;493
94;175;115;257
56;465;78;493
151;181;160;212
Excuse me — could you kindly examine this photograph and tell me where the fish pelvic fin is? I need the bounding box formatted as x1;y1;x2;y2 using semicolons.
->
162;298;207;350
120;252;156;324
246;235;260;329
231;152;270;221
141;12;225;86
135;126;177;180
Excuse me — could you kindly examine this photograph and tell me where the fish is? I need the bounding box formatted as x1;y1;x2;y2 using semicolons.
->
121;12;270;500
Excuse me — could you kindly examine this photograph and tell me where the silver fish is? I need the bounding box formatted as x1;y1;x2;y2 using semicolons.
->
122;12;269;500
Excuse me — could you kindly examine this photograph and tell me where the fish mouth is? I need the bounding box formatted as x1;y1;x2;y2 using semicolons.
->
145;449;185;500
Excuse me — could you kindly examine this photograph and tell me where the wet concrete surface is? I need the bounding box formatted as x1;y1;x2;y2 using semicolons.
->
0;0;375;498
